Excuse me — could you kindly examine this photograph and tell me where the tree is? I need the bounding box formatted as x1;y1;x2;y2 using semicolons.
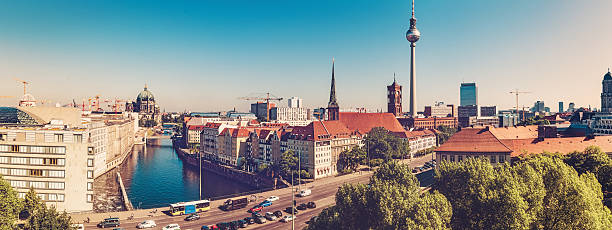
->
436;156;612;230
436;125;457;145
25;205;74;230
338;146;366;173
278;150;310;182
20;188;43;220
562;146;612;210
0;175;22;229
307;161;452;230
363;127;410;160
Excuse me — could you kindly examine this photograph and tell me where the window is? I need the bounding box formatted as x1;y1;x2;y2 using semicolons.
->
30;146;44;153
10;145;19;152
450;155;455;162
54;134;64;142
30;158;42;165
30;169;43;177
49;182;64;190
31;181;46;189
87;159;94;167
499;155;505;163
87;182;93;191
57;159;65;166
87;170;93;179
74;134;83;143
48;194;57;201
87;194;93;202
0;168;8;175
44;158;58;165
11;169;27;176
58;194;64;201
48;170;65;178
19;146;28;152
0;134;5;141
88;147;94;155
0;156;8;164
490;156;496;163
10;180;26;188
11;157;27;165
458;155;463;162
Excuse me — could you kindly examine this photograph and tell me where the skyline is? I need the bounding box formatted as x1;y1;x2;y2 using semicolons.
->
1;0;612;112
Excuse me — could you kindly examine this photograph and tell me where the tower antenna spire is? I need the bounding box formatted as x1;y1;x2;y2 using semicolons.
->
412;0;415;18
394;72;396;83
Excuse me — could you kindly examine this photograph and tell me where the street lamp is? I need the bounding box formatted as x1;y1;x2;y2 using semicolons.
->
291;168;295;230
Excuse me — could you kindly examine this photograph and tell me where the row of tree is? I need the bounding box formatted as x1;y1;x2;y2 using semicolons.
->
0;176;73;230
308;147;612;229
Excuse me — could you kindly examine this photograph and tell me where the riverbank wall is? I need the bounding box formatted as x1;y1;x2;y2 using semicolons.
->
174;147;276;190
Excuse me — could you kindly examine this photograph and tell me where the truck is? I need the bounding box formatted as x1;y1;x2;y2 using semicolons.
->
222;197;249;211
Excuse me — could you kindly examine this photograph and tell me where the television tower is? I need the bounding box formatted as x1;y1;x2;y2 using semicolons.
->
406;0;421;117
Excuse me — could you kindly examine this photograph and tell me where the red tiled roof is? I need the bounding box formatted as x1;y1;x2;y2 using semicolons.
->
290;120;354;141
220;127;251;138
188;125;206;131
435;128;512;153
339;112;405;134
204;122;223;128
488;125;538;139
503;136;612;157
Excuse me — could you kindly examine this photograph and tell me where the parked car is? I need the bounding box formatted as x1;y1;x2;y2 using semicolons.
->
249;205;263;213
297;203;307;210
252;212;264;219
298;189;311;197
71;224;84;230
97;217;120;228
201;226;210;230
137;220;156;229
265;196;279;202
281;215;296;223
238;219;248;228
412;168;418;173
243;217;255;224
307;201;316;209
255;216;267;224
185;213;200;221
265;212;277;221
285;206;298;214
273;210;283;218
259;200;272;207
162;224;181;230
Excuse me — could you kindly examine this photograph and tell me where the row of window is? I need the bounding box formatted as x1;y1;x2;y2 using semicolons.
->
440;154;506;163
17;192;66;202
0;145;66;154
0;156;66;166
8;180;65;190
0;168;65;178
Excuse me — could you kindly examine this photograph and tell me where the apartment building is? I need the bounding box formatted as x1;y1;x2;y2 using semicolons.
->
0;107;94;213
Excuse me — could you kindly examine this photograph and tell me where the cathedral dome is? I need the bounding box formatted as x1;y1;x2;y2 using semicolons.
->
605;70;612;81
137;85;154;102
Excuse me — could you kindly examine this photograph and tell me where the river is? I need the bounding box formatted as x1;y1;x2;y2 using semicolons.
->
93;139;255;212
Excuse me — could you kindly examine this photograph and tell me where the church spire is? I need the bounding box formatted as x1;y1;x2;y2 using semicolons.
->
328;58;338;108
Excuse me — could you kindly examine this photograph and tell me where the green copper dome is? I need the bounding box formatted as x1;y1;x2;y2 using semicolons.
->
137;85;155;101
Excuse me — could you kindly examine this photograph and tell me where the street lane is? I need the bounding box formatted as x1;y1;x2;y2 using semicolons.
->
79;153;435;230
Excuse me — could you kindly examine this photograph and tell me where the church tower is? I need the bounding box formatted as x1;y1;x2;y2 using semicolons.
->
601;69;612;113
327;58;340;120
387;74;402;116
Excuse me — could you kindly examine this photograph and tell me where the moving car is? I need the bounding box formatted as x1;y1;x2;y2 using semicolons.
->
71;224;84;230
137;220;156;229
185;213;200;221
307;201;316;209
297;203;307;210
273;210;283;218
221;197;249;211
97;217;120;228
298;189;311;197
265;212;277;221
265;196;279;202
162;224;181;230
259;200;272;207
249;205;263;213
238;219;248;228
281;215;296;223
285;206;298;214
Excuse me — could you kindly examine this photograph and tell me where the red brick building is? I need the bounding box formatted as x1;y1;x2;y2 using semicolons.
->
397;117;458;130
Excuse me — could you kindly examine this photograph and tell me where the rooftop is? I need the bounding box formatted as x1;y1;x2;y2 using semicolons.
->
339;112;405;134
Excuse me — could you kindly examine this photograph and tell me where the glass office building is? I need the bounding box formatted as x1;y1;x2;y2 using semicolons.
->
460;83;478;106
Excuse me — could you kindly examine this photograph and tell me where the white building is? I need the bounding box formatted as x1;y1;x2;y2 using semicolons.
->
288;97;303;108
270;107;310;122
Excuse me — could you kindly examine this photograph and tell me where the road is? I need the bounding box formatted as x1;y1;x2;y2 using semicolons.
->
76;153;435;230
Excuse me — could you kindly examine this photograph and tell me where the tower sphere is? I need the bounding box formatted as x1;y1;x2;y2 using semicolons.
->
406;27;420;43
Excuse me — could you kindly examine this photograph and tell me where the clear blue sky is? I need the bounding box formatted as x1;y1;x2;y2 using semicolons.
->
1;0;611;112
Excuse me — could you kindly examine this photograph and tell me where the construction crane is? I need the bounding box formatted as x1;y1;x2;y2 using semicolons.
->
238;93;283;121
509;89;531;123
14;78;29;95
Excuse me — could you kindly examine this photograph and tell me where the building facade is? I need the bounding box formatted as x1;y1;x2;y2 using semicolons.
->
480;106;497;117
288;97;303;108
460;83;478;106
397;117;458;130
424;102;455;118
